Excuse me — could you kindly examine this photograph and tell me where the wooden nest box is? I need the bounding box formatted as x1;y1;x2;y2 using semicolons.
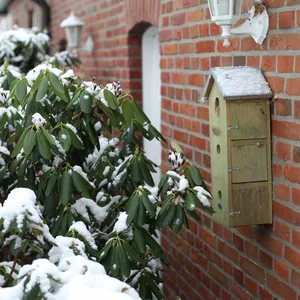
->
203;67;273;227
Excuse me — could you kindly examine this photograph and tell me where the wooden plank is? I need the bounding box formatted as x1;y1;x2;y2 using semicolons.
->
231;182;272;226
229;100;267;140
209;83;230;227
230;139;268;183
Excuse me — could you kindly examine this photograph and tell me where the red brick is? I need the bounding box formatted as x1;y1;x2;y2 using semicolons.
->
272;120;300;140
272;164;283;177
278;11;295;28
179;42;194;54
262;56;276;72
259;286;273;300
162;43;178;55
267;274;297;299
265;76;284;94
276;141;291;161
274;182;291;201
292;229;300;248
199;227;216;247
270;34;300;50
247;56;260;67
209;264;229;287
293;146;300;163
197;106;209;121
273;200;300;226
217;240;238;264
292;187;300;206
174;129;189;144
277;56;294;73
189;25;198;38
291;269;300;289
187;8;204;22
171;12;186;25
232;233;244;251
286;78;300;96
259;250;273;269
245;276;258;296
245;241;259;260
254;229;283;256
275;220;291;241
295;100;300;119
285;245;300;268
233;267;244;285
284;165;300;184
276;98;292;116
188;74;204;86
199;24;209;37
195;40;215;53
275;259;290;281
269;13;277;29
229;280;252;300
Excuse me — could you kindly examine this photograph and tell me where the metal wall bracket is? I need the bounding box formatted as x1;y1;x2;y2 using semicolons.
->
230;210;241;217
227;125;239;132
229;167;240;173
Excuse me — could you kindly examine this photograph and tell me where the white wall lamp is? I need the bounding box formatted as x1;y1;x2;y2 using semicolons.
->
207;0;269;47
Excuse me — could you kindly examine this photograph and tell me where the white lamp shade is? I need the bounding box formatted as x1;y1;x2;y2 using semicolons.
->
60;12;84;49
208;0;242;25
65;26;82;48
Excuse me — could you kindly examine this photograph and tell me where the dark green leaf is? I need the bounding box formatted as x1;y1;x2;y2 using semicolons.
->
133;228;146;253
15;79;27;101
103;89;118;109
59;170;73;205
140;160;154;186
36;129;51;160
11;127;30;158
80;91;93;114
141;192;156;217
122;100;133;126
170;140;183;154
171;204;183;234
161;204;176;228
117;245;130;278
59;128;72;152
45;173;57;196
189;165;203;186
66;127;84;149
123;242;142;263
23;129;36;156
126;194;139;225
36;76;49;101
41;127;55;145
131;158;141;183
49;73;68;102
185;191;198;211
143;228;163;258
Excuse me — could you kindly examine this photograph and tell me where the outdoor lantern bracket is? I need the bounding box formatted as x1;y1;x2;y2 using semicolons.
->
228;1;269;46
208;0;269;47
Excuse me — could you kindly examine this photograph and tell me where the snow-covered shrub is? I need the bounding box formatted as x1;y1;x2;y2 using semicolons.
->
0;27;79;74
0;63;214;299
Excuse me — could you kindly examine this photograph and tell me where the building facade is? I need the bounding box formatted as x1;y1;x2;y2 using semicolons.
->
2;0;300;299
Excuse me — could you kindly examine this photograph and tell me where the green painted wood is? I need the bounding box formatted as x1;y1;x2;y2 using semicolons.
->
230;139;268;183
231;182;272;226
229;100;267;140
209;83;230;227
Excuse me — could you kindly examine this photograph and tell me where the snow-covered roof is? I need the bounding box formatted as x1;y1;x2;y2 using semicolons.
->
203;67;273;100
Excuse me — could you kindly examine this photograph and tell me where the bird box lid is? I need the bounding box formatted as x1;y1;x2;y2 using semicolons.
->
203;67;273;101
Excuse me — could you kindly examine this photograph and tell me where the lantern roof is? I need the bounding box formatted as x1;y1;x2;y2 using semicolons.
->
203;66;273;100
60;12;84;28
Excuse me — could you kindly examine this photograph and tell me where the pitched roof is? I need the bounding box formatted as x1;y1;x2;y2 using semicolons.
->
203;67;273;101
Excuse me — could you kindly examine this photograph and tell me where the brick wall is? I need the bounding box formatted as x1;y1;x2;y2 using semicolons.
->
9;0;300;299
7;0;42;28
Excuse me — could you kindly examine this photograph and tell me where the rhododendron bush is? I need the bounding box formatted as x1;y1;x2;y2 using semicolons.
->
0;59;213;299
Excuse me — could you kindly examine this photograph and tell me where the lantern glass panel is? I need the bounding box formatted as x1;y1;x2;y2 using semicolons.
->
208;0;216;17
66;26;82;48
234;0;242;16
217;0;230;15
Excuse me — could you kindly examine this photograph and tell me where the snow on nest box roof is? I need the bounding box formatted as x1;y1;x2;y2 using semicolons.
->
203;67;273;100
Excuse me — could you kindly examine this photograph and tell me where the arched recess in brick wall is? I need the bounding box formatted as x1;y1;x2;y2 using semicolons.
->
125;0;161;181
124;0;160;32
